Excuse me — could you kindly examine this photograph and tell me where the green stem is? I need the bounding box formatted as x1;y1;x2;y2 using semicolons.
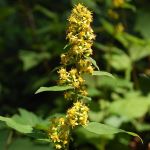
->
4;131;13;150
125;67;131;81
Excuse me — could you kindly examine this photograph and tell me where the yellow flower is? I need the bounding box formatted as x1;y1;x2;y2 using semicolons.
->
48;117;69;149
55;144;62;149
108;9;119;19
50;134;60;143
64;91;72;100
79;89;88;96
113;0;124;8
69;68;77;76
58;68;69;85
67;3;95;58
86;66;94;74
58;68;68;79
66;101;89;128
59;117;65;125
61;54;69;65
72;81;80;88
115;23;124;33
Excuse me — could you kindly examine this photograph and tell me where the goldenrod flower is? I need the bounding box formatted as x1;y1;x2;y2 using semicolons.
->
60;3;95;64
48;117;69;149
66;101;89;128
55;144;62;149
49;3;95;149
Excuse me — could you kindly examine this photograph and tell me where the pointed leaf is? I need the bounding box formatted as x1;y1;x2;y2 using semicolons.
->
12;109;40;127
35;86;73;94
84;122;143;143
92;71;115;79
88;57;100;70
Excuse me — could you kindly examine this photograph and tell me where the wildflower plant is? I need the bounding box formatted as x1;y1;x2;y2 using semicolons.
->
36;3;141;149
0;2;142;150
47;4;95;149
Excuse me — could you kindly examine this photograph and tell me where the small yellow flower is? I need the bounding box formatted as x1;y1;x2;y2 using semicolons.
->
64;92;72;100
48;117;69;149
61;54;69;65
80;89;88;96
63;140;68;145
113;0;124;8
115;23;124;33
59;117;65;125
108;9;119;19
55;144;62;149
66;101;89;128
86;66;94;74
72;81;80;88
50;134;60;143
70;68;77;76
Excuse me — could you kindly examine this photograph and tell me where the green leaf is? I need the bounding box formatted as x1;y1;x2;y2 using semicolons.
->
129;43;150;62
122;3;136;11
34;5;58;22
97;76;133;90
85;122;122;134
27;130;48;139
135;10;150;39
88;57;100;70
109;93;150;119
71;0;99;13
9;138;53;150
36;139;51;143
0;116;32;133
77;94;92;102
12;109;40;127
92;71;115;79
63;43;70;50
84;122;142;143
35;85;73;94
105;49;131;71
19;50;50;71
0;130;10;150
0;7;16;20
101;19;114;34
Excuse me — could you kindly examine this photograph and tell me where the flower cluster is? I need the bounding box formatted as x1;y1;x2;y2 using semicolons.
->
60;3;95;67
48;117;69;149
48;3;95;149
66;101;89;128
58;68;84;88
57;4;95;100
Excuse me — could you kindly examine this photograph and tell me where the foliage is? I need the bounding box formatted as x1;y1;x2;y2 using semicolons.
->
0;0;150;149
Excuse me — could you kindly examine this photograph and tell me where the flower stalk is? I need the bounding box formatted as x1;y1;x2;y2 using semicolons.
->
48;3;95;149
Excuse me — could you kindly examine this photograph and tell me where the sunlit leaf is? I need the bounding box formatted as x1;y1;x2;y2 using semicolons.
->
109;93;150;119
12;109;40;127
84;122;142;143
0;116;32;133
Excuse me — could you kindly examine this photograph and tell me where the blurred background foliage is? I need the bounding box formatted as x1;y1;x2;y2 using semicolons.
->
0;0;150;149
